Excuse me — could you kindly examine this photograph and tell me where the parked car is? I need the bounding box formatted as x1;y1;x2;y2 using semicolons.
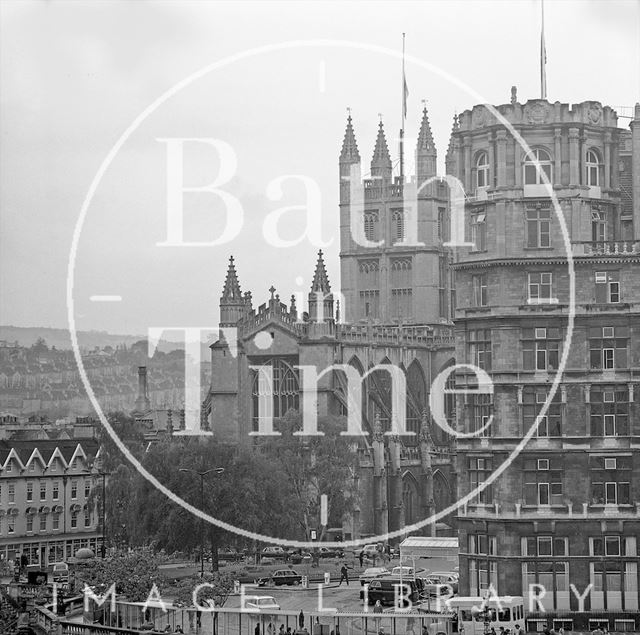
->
427;572;458;594
391;566;416;577
261;546;288;561
289;551;312;564
359;567;390;586
243;595;281;611
257;569;302;586
362;576;425;607
318;546;344;558
219;549;244;563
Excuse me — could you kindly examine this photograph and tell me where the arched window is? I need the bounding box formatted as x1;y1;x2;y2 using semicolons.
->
392;210;404;242
403;476;418;525
523;148;552;185
476;151;490;189
364;211;379;241
251;358;299;430
586;149;601;187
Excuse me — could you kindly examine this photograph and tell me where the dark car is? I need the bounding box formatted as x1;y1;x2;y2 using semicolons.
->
362;577;425;607
289;551;312;564
258;569;302;586
318;546;344;558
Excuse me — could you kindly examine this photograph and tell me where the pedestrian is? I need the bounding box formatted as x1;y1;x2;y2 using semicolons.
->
255;623;260;635
558;628;565;635
422;625;429;635
196;610;202;630
339;564;350;586
175;628;184;634
279;625;285;635
359;550;364;568
513;627;522;635
373;600;383;614
286;629;292;635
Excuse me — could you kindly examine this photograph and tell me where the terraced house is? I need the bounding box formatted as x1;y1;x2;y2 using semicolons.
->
0;436;103;566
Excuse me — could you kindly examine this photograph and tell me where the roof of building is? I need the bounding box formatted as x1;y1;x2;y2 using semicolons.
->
399;536;459;549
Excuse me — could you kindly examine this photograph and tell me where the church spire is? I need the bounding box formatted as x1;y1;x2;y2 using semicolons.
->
310;249;331;293
308;250;333;323
371;119;392;182
416;104;437;184
220;256;246;327
340;111;360;163
221;255;242;301
416;104;436;153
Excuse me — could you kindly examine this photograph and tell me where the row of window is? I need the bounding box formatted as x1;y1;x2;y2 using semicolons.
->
469;204;614;251
363;209;406;242
468;534;637;558
467;383;633;438
0;479;92;504
471;270;623;307
0;511;92;536
1;459;87;474
468;455;633;506
471;147;604;192
467;325;631;371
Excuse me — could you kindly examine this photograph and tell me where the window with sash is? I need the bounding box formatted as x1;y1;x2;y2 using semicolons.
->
590;455;631;505
471;212;487;251
528;272;554;303
472;273;488;307
522;327;561;371
590;387;629;437
468;329;492;370
469;457;493;504
526;207;551;248
524;457;563;505
595;271;620;303
470;394;493;437
523;386;562;436
589;326;628;370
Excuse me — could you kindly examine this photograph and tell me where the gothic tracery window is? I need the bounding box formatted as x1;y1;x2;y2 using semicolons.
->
251;358;299;430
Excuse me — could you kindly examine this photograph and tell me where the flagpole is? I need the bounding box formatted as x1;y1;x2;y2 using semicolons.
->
400;33;405;182
540;0;547;99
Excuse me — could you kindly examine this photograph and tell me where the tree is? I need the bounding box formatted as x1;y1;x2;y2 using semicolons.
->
261;412;359;541
77;548;164;602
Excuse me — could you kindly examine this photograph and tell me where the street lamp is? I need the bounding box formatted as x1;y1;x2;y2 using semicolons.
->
179;467;225;578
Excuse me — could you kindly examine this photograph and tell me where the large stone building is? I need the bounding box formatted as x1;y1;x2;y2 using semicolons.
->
204;110;457;540
451;98;640;617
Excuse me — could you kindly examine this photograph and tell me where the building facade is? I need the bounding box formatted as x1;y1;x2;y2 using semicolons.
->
0;437;103;566
451;98;640;616
205;111;457;540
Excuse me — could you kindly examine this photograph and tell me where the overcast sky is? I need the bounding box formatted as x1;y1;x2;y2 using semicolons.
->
1;0;639;339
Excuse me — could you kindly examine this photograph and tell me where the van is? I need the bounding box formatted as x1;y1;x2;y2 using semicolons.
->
365;577;425;607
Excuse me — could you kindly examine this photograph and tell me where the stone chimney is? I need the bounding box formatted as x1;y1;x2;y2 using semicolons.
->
134;366;151;413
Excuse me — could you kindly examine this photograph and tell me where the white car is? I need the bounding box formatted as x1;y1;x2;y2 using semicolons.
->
243;596;281;611
391;566;416;577
359;567;390;585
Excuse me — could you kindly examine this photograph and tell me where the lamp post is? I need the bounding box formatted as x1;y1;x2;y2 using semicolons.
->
97;471;110;558
179;467;224;578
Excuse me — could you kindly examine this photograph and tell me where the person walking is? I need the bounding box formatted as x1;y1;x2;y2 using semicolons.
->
359;550;364;568
339;563;350;586
373;600;383;613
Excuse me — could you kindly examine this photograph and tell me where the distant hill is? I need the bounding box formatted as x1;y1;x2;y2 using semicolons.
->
0;326;218;355
0;325;150;351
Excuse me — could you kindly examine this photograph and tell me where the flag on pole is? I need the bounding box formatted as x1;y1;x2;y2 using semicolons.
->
402;33;408;121
540;0;547;99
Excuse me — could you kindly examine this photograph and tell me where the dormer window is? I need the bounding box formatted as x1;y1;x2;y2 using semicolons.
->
476;151;490;189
